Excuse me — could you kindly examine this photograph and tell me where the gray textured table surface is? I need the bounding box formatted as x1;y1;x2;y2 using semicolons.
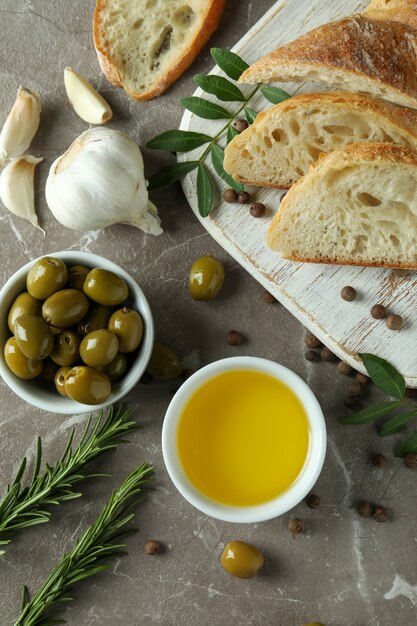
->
0;1;417;625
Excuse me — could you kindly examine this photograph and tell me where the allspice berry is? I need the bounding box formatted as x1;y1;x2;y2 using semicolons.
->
237;191;251;204
321;347;336;362
288;518;304;535
227;330;243;346
144;540;161;555
386;314;403;331
306;494;320;509
250;203;266;218
263;290;277;304
337;361;352;376
373;505;389;522
372;453;387;468
371;304;386;320
357;501;373;518
341;286;357;302
348;381;363;397
305;350;316;362
356;372;370;385
344;396;357;409
223;188;238;203
233;118;249;133
404;452;417;469
305;333;322;349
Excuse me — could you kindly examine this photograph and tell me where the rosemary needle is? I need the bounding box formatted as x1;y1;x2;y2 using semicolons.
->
0;404;138;555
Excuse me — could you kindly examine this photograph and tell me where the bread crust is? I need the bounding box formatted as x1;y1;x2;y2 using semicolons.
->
93;0;226;101
365;7;417;29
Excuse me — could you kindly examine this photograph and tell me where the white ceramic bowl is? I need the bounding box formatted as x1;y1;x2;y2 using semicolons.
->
0;251;154;414
162;356;326;523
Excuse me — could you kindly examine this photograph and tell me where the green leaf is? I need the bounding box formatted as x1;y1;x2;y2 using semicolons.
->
379;409;417;436
244;107;258;125
261;85;291;104
359;354;406;399
211;144;244;193
147;161;199;191
395;431;417;457
338;400;402;425
194;74;245;102
180;96;232;120
210;48;249;80
146;130;212;152
197;164;213;218
227;126;239;144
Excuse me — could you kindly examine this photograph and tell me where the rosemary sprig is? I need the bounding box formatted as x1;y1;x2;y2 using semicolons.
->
0;405;138;555
14;463;154;626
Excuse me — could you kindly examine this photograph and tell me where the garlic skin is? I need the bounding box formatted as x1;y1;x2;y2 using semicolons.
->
64;67;113;125
0;87;41;168
45;127;162;235
0;155;43;232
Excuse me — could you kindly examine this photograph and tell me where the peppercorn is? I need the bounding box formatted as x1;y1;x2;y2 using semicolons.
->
223;188;238;203
372;453;387;468
348;381;363;397
406;388;417;399
263;290;277;304
288;518;304;535
337;361;352;376
356;372;370;385
250;202;266;218
371;304;386;319
373;505;389;522
144;540;161;555
237;191;251;204
341;286;357;302
404;452;417;469
233;118;249;133
344;396;357;408
321;346;336;362
386;314;403;331
227;330;243;346
304;333;322;349
306;494;320;509
305;350;316;362
357;501;373;517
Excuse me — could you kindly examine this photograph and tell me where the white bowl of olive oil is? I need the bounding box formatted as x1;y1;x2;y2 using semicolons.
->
162;356;326;523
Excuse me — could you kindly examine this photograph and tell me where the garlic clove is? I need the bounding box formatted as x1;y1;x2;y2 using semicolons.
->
0;155;44;232
64;67;113;125
0;87;41;168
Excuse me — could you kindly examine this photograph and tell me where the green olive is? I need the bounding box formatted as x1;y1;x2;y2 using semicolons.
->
79;330;118;367
78;305;113;337
83;268;128;306
26;256;68;300
8;292;42;333
42;289;89;328
50;331;80;366
189;255;225;301
41;359;60;383
64;366;111;404
68;265;90;290
54;366;71;397
108;308;143;353
4;337;43;379
14;314;54;360
146;342;182;381
220;541;264;579
99;353;128;383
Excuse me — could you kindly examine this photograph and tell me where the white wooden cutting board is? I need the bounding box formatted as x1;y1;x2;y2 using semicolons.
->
179;0;417;386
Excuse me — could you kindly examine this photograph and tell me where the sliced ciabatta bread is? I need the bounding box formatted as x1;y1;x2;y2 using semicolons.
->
239;16;417;109
223;92;417;189
365;8;417;29
366;0;417;10
94;0;225;101
267;142;417;269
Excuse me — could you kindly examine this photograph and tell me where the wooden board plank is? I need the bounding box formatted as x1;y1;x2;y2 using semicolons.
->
179;0;417;386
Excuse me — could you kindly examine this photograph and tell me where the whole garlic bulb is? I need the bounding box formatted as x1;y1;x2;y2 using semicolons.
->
45;127;162;235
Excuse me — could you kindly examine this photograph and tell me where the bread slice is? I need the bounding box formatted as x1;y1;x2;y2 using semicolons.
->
239;16;417;109
267;142;417;269
94;0;225;101
223;92;417;189
366;0;417;10
365;7;417;29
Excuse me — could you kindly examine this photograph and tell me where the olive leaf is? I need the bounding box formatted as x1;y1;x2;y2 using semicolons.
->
379;409;417;436
147;130;212;152
244;107;257;125
359;353;406;400
211;144;244;193
395;431;417;457
194;74;246;102
261;85;291;104
180;97;232;120
147;161;199;191
197;164;213;217
227;126;239;144
210;47;249;81
338;400;402;425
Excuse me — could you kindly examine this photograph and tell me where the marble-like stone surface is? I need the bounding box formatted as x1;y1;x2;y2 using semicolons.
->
0;1;417;625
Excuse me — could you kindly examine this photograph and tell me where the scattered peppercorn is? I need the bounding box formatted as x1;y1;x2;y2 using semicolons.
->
341;286;357;302
144;540;161;555
233;118;249;133
237;191;251;204
263;290;277;304
348;381;363;397
305;350;316;362
288;518;304;535
357;501;373;518
372;453;387;468
386;314;403;331
344;396;357;408
250;202;266;218
356;372;370;385
337;361;352;376
406;388;417;399
371;304;386;319
227;330;243;346
223;188;238;203
404;452;417;469
373;505;389;522
306;494;320;509
321;347;336;362
305;333;322;349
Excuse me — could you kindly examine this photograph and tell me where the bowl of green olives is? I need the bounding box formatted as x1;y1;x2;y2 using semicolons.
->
0;251;154;413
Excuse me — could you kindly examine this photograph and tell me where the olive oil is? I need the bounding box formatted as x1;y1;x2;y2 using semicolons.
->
177;370;310;507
